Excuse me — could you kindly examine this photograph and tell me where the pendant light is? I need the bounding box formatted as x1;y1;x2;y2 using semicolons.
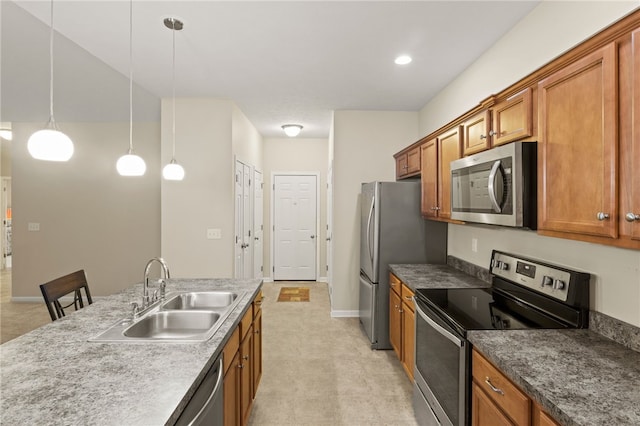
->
116;0;146;176
27;0;74;162
162;18;185;181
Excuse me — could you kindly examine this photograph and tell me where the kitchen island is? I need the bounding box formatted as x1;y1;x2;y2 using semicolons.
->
0;278;262;425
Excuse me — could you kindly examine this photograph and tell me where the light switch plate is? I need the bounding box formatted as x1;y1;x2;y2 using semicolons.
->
207;228;222;240
28;222;40;232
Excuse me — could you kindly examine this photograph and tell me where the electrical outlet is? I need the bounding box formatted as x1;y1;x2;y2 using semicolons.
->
28;222;40;232
471;238;478;252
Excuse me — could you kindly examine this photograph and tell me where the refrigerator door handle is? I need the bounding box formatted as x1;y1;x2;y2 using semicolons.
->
367;195;375;270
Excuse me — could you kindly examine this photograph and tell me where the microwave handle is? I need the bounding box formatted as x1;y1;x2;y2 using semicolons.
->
487;160;503;213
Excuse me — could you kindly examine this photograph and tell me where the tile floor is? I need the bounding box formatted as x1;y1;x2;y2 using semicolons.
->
0;274;418;425
248;282;418;426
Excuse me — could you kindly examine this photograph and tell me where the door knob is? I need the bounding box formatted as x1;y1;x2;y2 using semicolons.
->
310;235;315;239
326;237;331;241
625;213;640;222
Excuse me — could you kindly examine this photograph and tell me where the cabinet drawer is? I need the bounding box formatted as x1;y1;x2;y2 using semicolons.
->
400;283;415;312
240;307;253;340
253;290;263;318
223;326;240;375
472;350;530;426
389;273;402;295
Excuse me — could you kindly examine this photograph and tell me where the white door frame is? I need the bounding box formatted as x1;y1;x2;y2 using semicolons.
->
234;158;253;279
253;169;264;278
270;172;320;281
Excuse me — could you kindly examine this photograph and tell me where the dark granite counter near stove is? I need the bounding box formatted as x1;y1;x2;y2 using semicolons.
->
469;329;640;426
389;262;490;292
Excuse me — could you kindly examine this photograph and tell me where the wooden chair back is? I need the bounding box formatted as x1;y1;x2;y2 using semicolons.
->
39;270;92;321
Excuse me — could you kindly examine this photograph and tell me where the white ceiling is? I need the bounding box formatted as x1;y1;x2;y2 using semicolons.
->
2;1;540;138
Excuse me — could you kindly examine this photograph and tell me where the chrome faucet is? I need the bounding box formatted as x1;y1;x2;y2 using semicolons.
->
143;257;170;308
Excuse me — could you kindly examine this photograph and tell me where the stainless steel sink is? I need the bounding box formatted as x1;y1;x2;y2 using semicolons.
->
161;291;238;310
123;311;221;339
89;290;247;343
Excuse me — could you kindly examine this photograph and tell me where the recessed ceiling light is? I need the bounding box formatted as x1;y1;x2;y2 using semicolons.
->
395;55;412;65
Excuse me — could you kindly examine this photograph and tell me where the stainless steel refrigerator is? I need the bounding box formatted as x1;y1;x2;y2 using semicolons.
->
359;181;447;349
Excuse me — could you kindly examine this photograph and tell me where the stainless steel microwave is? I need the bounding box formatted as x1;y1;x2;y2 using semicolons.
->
450;141;537;228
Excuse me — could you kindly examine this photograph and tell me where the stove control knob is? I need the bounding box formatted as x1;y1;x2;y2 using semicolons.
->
553;279;565;290
542;276;553;287
493;260;502;270
499;262;509;271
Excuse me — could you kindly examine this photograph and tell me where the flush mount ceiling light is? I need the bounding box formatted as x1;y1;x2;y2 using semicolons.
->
117;0;146;177
394;55;412;65
162;17;185;181
27;0;74;162
282;124;303;137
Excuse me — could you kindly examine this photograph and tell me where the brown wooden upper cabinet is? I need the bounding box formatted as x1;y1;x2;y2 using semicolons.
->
537;43;617;239
624;28;640;242
421;127;462;220
395;145;421;179
462;89;533;156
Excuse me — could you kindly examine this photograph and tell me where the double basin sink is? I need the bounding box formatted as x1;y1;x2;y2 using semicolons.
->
89;290;246;343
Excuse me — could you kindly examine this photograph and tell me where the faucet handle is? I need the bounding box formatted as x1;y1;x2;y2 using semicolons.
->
160;280;167;300
130;302;140;320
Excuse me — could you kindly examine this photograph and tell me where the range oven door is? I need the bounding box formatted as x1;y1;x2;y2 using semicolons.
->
414;297;469;426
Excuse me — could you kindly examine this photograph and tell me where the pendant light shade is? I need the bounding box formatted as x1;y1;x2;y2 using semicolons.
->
117;0;146;177
162;159;185;181
29;0;74;162
28;127;73;161
163;17;184;181
116;149;146;176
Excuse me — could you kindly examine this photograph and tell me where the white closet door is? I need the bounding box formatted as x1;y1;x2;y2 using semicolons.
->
253;170;264;278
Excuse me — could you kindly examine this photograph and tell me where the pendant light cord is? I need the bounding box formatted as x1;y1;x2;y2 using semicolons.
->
171;21;176;159
128;0;134;152
48;0;55;125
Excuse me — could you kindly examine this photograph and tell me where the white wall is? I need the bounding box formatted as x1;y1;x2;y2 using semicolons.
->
161;98;234;278
12;121;161;298
262;137;329;281
331;111;419;314
232;104;263;171
419;1;640;326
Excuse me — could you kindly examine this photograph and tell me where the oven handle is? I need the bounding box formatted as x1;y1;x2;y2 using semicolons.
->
414;297;464;347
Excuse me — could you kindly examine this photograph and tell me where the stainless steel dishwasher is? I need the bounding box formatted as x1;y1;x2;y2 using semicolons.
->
175;355;224;426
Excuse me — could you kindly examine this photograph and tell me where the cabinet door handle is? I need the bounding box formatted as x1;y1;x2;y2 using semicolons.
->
489;130;498;137
243;355;249;361
625;213;640;222
485;377;505;395
480;134;487;140
596;212;610;221
404;296;413;300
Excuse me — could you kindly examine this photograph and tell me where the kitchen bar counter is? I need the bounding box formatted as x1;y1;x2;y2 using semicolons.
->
469;329;640;426
389;263;490;291
0;278;262;426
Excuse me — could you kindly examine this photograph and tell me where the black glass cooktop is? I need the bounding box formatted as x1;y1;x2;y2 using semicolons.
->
414;284;581;338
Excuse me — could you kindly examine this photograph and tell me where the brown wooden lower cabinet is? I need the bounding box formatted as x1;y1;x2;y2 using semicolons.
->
389;273;416;381
472;348;559;426
223;291;263;426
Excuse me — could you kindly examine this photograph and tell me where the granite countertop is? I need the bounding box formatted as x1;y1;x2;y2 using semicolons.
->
469;329;640;426
0;278;262;426
389;263;490;291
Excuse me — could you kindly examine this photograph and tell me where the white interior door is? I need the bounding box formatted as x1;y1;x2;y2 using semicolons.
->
326;165;332;285
253;170;264;278
273;174;317;280
235;160;253;279
234;161;244;278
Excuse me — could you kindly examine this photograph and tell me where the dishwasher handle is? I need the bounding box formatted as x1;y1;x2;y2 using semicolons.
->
176;356;224;426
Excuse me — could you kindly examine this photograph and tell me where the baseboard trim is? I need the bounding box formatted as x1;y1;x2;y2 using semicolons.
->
262;277;274;283
330;309;359;318
317;276;328;283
